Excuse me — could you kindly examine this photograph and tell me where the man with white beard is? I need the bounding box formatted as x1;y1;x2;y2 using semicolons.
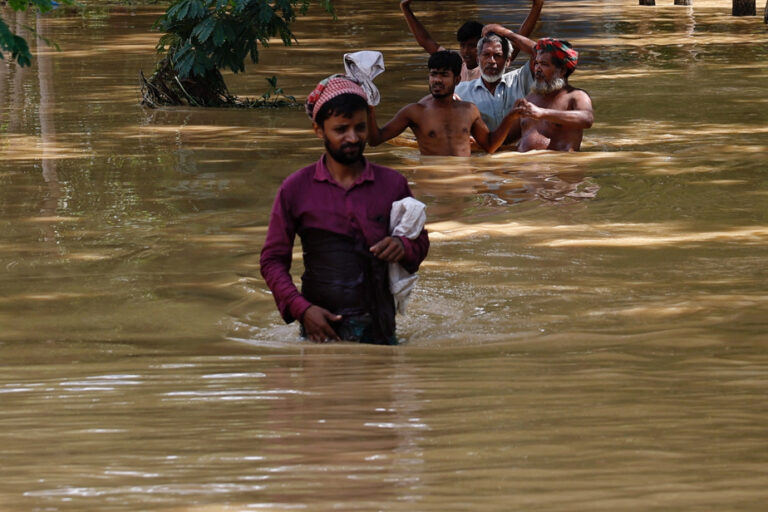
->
454;28;536;133
513;38;593;152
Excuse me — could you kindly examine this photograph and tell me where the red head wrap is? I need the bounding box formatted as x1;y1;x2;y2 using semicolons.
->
305;74;368;121
534;38;579;71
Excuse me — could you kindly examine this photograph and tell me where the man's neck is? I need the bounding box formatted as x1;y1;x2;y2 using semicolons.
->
482;77;501;94
430;94;455;106
324;154;365;188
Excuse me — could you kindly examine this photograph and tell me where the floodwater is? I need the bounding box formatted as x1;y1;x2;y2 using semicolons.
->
1;0;767;510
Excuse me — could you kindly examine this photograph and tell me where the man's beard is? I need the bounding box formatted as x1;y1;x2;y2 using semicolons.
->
325;138;365;165
430;86;451;99
481;69;504;83
531;76;566;95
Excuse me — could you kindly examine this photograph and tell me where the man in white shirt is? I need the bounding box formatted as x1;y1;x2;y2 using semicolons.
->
455;26;536;132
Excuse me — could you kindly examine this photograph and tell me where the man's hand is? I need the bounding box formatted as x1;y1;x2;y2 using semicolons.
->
301;305;341;343
513;98;543;120
370;236;405;263
482;23;509;37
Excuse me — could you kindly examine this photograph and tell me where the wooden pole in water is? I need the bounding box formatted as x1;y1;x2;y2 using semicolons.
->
639;0;655;5
732;0;756;15
674;0;692;5
764;0;768;23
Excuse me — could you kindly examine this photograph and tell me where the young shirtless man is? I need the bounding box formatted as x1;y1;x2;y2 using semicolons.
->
512;38;593;152
400;0;545;82
367;51;519;156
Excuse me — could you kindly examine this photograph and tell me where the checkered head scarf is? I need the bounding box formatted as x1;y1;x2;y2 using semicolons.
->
534;38;579;72
305;74;368;121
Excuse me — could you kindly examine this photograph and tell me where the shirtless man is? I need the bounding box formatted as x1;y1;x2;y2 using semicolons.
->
400;0;545;82
513;38;593;152
367;51;520;156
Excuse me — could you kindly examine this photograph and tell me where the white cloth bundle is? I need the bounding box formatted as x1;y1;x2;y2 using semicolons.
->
343;50;385;106
389;197;427;315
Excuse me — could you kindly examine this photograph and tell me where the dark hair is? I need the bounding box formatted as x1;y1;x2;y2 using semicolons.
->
477;32;511;60
456;21;483;43
428;50;462;77
314;93;368;126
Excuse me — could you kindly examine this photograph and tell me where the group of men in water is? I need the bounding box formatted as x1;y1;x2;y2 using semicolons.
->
261;0;592;343
368;0;593;156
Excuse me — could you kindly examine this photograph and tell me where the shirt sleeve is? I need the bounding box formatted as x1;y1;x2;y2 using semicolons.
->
395;180;430;274
259;186;312;324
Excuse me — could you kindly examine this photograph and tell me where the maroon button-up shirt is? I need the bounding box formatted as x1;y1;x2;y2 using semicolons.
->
260;155;430;324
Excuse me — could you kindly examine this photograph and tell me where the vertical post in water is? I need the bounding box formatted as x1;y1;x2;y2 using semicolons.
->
732;0;756;16
764;0;768;23
674;0;692;5
639;0;655;5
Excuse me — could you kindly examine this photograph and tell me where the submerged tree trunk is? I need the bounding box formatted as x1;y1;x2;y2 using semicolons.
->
639;0;655;5
140;57;235;108
674;0;692;5
733;0;756;15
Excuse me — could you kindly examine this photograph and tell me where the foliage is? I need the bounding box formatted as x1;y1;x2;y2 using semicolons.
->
243;75;297;107
154;0;335;80
0;0;75;67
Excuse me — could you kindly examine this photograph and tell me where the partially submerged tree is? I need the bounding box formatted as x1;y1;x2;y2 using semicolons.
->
733;0;756;15
0;0;74;66
141;0;334;108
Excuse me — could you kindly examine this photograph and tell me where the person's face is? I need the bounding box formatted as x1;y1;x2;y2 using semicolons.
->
314;108;368;165
459;37;480;69
429;68;459;98
534;51;565;83
479;40;506;81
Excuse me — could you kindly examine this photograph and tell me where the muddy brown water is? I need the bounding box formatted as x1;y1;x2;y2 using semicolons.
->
1;1;767;510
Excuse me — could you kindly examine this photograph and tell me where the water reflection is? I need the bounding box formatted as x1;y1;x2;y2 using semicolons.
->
1;1;768;511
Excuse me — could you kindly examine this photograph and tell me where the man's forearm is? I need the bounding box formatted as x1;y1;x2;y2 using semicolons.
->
538;108;594;128
399;229;429;274
367;106;383;146
518;0;544;38
509;0;544;61
401;1;441;54
487;112;521;152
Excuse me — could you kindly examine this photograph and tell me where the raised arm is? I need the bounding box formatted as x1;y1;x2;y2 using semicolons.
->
510;0;544;61
482;24;536;56
367;104;415;146
513;92;594;129
400;0;441;55
482;23;537;72
469;104;521;154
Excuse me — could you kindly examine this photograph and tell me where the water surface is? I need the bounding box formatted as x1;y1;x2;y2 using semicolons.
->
1;1;767;510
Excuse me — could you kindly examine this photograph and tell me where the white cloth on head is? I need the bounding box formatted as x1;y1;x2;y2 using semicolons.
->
388;197;427;315
343;50;385;106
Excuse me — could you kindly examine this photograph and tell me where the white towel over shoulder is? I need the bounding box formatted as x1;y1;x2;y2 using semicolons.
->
343;50;385;106
389;197;427;315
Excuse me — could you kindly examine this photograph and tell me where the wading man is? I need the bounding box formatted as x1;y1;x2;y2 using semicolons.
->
513;38;593;152
400;0;545;82
260;76;429;345
367;51;521;156
454;28;537;133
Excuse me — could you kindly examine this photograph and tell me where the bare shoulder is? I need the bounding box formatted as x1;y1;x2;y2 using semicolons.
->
454;99;480;115
566;86;592;101
397;102;427;119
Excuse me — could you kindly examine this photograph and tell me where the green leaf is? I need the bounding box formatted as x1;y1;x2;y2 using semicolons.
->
212;22;225;46
191;16;216;43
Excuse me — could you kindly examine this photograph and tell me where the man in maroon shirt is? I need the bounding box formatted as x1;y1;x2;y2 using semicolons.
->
260;76;430;345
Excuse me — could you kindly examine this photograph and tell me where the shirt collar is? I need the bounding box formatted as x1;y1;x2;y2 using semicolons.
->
479;78;506;93
313;154;375;186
